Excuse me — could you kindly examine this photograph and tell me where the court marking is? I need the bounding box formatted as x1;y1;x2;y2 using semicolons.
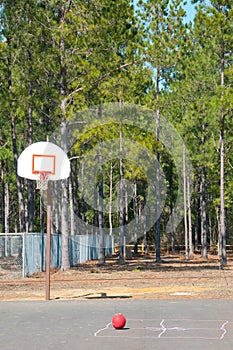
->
94;319;229;340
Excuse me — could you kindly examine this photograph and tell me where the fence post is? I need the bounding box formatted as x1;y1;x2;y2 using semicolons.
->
22;233;25;277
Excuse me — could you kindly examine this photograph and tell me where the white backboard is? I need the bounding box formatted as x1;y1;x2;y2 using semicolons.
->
17;141;70;180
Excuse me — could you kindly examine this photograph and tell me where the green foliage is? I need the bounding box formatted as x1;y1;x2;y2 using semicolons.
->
0;0;233;254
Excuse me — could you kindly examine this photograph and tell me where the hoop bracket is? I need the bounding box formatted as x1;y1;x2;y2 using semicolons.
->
35;171;51;190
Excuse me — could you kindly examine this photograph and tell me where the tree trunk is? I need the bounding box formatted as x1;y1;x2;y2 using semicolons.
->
10;110;26;232
183;142;188;259
200;120;207;259
93;179;98;235
40;195;45;235
51;181;60;234
133;180;138;255
143;224;148;254
73;158;79;235
219;41;227;266
200;165;207;259
209;215;214;251
194;182;199;252
1;167;5;257
98;140;105;265
1;167;6;234
119;128;125;263
27;48;34;233
220;120;226;266
4;181;10;234
109;162;113;236
1;170;9;257
187;169;193;255
61;120;70;270
59;2;72;270
169;160;175;252
8;38;26;233
98;179;105;264
81;150;85;225
69;180;75;236
155;70;161;262
5;181;11;256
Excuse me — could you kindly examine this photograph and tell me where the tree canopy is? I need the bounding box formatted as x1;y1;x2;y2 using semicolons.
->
1;0;233;265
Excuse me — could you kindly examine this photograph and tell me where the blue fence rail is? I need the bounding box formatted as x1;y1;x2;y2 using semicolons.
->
22;233;114;277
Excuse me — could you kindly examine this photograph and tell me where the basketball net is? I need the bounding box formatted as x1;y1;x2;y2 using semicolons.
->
35;172;50;191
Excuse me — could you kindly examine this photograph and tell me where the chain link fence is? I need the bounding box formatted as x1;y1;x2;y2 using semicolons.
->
0;234;23;279
0;233;114;277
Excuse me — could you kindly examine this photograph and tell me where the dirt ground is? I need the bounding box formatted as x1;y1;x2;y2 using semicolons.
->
1;253;233;301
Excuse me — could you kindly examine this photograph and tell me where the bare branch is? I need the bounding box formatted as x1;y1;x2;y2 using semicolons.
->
0;141;9;150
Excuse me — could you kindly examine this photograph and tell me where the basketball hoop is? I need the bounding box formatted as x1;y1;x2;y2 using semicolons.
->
17;141;71;301
35;171;51;191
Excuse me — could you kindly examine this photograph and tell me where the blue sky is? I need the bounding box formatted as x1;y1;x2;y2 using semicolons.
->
133;0;196;23
183;1;196;23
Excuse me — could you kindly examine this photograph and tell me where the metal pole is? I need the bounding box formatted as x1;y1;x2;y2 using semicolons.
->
22;232;25;277
45;182;51;300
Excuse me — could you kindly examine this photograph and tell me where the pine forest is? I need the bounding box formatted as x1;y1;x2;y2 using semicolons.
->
0;0;233;268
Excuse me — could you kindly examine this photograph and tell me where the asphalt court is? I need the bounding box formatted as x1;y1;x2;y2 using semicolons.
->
0;299;233;350
95;318;228;339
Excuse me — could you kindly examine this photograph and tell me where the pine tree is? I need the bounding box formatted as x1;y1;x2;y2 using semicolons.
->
137;0;188;261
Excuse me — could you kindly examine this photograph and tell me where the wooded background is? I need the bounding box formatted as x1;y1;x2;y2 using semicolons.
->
0;0;233;268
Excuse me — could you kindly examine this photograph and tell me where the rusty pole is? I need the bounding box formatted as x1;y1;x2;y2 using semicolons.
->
45;182;51;300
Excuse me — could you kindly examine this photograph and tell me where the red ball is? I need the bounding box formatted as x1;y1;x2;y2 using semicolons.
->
112;313;126;329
